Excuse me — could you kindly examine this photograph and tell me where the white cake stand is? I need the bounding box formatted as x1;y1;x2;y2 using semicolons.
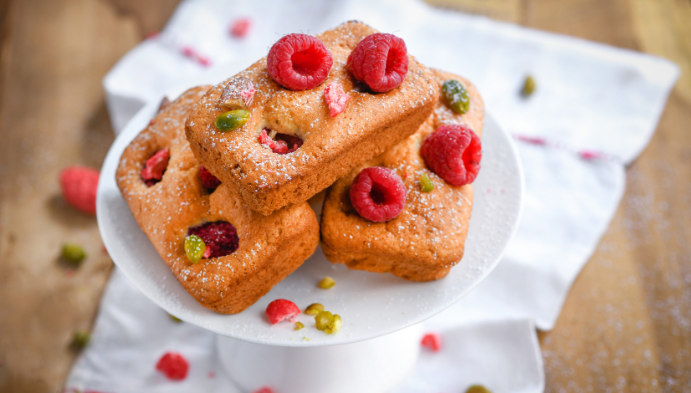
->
97;64;524;393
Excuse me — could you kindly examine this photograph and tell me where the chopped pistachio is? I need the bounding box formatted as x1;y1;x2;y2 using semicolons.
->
420;173;434;193
184;235;206;264
521;76;536;97
317;276;335;289
294;321;305;330
466;385;492;393
61;243;86;266
315;311;342;335
315;311;334;331
330;314;342;334
305;303;325;315
169;314;182;323
442;79;470;114
215;109;250;131
71;331;91;350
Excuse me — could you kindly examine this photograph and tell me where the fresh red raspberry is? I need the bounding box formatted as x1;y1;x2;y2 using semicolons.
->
199;166;221;190
421;332;442;352
421;124;482;186
141;149;170;186
323;82;350;117
252;388;275;393
258;128;303;154
230;17;252;38
265;299;300;325
267;34;333;91
155;352;189;381
187;221;239;258
59;166;99;215
347;33;408;93
349;167;406;222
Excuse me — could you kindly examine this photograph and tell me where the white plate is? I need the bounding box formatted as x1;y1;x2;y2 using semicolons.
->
97;64;524;347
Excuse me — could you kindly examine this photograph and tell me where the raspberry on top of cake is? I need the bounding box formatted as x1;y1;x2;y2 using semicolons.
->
116;87;320;314
185;21;438;216
320;69;484;282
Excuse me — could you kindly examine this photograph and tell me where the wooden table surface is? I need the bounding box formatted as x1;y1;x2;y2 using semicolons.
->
0;0;689;392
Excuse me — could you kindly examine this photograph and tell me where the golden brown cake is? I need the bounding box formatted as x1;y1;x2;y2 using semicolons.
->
319;70;484;281
185;21;438;216
116;86;320;314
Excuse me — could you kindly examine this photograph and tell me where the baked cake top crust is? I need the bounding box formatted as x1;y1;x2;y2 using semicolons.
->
185;21;438;202
116;87;319;309
320;69;484;274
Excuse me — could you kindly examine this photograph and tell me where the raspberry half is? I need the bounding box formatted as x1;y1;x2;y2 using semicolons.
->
141;149;170;186
198;166;221;190
187;221;239;258
265;299;300;325
258;128;303;154
349;167;406;222
156;352;189;381
59;166;99;215
421;332;442;352
421;124;482;186
347;33;408;93
323;82;350;117
267;33;333;91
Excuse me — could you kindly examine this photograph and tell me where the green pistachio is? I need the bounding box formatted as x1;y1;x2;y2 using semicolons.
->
521;76;536;97
420;173;434;193
184;234;206;264
71;331;91;350
442;79;470;114
466;385;493;393
61;243;86;266
317;276;335;289
169;314;182;323
305;303;325;315
215;109;250;131
315;311;334;331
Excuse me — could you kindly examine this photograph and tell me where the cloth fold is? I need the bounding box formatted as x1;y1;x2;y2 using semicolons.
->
71;0;679;391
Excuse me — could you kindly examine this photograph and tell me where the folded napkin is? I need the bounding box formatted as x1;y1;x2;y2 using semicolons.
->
69;0;679;391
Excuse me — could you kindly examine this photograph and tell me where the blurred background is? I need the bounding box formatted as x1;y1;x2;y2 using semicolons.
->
0;0;689;392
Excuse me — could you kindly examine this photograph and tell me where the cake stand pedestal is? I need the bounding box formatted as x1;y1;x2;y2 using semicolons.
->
217;324;422;393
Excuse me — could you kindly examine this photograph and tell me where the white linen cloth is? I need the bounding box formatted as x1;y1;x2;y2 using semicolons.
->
68;0;679;391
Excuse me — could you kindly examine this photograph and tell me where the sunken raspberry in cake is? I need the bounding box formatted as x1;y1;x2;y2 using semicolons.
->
185;21;438;216
115;86;319;314
320;70;484;282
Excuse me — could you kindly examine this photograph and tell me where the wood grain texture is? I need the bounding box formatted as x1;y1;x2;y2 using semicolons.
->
0;0;177;392
0;0;689;391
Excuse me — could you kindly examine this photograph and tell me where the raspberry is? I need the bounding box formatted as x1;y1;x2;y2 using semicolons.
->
267;33;333;91
155;352;189;381
421;332;442;352
323;82;349;117
187;221;239;258
265;299;300;325
347;33;408;93
198;166;221;190
141;149;170;186
59;166;99;215
230;17;252;38
349;167;406;222
258;128;303;154
421;124;482;186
